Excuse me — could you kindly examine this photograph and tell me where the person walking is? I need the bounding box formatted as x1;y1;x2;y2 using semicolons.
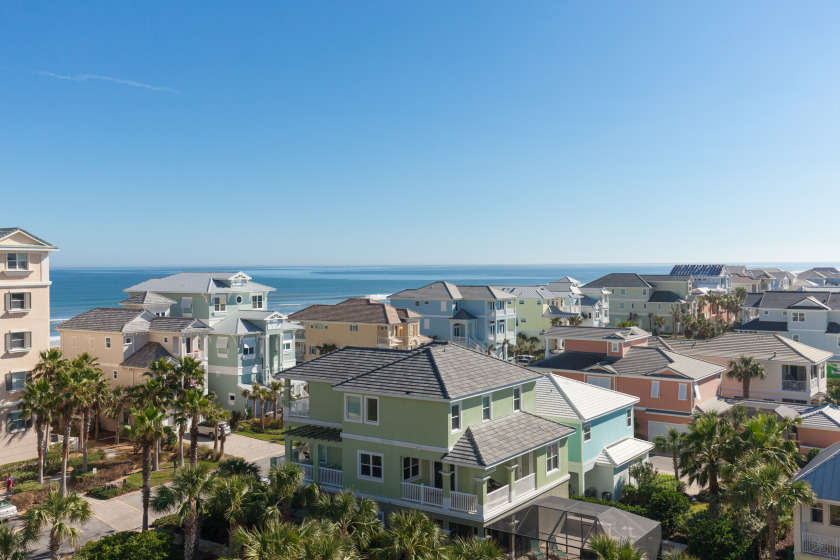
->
5;475;13;497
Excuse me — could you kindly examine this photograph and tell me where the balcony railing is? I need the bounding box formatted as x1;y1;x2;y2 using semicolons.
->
450;490;478;514
513;473;536;497
401;482;443;507
289;398;309;418
783;379;807;392
320;466;342;488
180;350;205;361
486;484;510;511
377;336;400;347
803;531;840;559
292;461;314;484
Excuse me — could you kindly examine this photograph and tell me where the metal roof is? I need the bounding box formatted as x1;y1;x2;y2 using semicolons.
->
124;271;275;295
534;374;638;421
795;441;840;501
595;437;654;467
660;332;832;364
541;325;649;341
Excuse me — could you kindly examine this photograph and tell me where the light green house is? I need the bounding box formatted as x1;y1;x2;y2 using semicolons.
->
282;342;575;534
123;271;302;412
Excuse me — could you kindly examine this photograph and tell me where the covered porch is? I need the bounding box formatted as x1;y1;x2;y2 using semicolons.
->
285;425;344;490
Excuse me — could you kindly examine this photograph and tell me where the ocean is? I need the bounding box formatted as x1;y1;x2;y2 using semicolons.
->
48;263;832;344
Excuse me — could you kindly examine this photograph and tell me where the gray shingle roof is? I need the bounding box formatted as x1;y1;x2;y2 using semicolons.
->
0;227;58;249
669;265;726;276
389;282;513;301
647;291;684;304
493;285;562;300
584;273;651;289
639;275;692;283
283;343;540;400
660;332;832;364
149;317;212;333
451;308;478;320
736;319;788;333
742;291;840;311
119;292;177;306
795;441;840;501
58;308;151;333
121;342;175;369
442;412;574;467
541;325;649;341
289;298;421;325
124;271;275;295
531;347;723;380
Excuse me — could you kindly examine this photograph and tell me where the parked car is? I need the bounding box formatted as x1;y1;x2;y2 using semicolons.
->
0;500;18;520
516;355;534;364
197;421;231;440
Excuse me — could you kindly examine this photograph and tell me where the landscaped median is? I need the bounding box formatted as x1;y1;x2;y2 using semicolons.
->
231;418;286;445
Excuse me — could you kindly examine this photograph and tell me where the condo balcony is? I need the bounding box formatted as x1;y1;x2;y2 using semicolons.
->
289;397;310;418
802;531;840;559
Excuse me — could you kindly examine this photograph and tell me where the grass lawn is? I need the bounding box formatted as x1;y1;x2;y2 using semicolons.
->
690;502;708;513
124;460;217;489
233;423;286;445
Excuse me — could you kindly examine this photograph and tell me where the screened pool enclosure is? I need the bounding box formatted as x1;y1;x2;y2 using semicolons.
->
485;496;661;560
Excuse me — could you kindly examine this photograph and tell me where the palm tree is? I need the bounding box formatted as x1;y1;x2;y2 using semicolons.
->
679;412;733;495
726;355;766;400
669;308;682;336
257;386;274;430
218;408;231;457
208;475;252;556
311;489;381;551
76;358;105;473
447;536;505;559
567;315;583;327
586;534;646;560
653;315;667;336
151;462;216;560
234;519;304;560
0;521;33;560
241;383;262;420
174;356;207;394
18;378;54;484
180;388;214;464
300;522;360;560
203;402;226;452
103;385;130;445
269;380;284;422
652;426;684;480
263;463;305;521
373;509;449;560
122;405;173;532
735;413;802;476
132;372;175;470
23;489;92;560
731;461;815;557
55;362;90;496
32;349;68;468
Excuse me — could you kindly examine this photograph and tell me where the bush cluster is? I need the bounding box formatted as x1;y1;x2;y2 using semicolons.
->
74;530;183;560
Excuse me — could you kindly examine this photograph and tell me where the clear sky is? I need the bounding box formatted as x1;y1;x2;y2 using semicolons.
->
2;2;839;267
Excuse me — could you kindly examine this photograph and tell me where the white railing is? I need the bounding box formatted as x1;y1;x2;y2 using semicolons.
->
803;531;840;559
289;398;309;418
486;485;510;511
450;490;478;514
783;380;807;392
320;467;342;488
401;482;443;507
181;350;205;361
812;377;821;390
452;336;467;344
514;473;536;497
377;337;399;346
292;462;313;483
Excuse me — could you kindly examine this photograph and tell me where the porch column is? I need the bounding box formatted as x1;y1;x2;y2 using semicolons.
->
506;464;517;503
474;474;491;517
284;432;293;464
262;334;269;381
311;443;321;484
440;464;453;509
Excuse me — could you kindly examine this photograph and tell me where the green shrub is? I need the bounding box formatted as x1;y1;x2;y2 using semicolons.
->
647;488;691;534
12;481;43;494
74;530;183;560
686;506;751;560
570;496;647;517
196;444;221;462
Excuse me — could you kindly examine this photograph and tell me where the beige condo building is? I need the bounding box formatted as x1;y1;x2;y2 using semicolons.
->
1;228;58;465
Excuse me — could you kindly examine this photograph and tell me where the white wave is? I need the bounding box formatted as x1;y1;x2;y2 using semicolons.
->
50;335;61;348
365;294;390;301
50;318;70;323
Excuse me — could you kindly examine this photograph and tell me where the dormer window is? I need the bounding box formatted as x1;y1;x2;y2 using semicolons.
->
214;296;226;313
251;295;264;309
611;342;619;353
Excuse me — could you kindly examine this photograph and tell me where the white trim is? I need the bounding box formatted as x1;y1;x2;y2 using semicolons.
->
345;394;363;423
290;418;343;429
481;394;492;422
341;432;448;453
450;402;462;433
401;456;422;482
513;385;522;412
364;395;380;425
357;450;384;482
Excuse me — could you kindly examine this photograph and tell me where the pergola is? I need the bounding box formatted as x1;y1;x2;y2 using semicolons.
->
485;496;661;560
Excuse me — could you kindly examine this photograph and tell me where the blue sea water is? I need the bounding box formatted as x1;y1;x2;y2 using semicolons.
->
48;262;833;343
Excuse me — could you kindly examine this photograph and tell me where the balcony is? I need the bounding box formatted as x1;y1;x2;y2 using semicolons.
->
292;461;314;484
320;466;342;488
488;307;514;317
802;532;840;559
401;482;443;507
289;398;309;418
782;379;807;392
377;336;401;347
179;350;205;361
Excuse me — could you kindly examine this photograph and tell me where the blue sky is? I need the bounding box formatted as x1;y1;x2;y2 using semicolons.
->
2;2;839;267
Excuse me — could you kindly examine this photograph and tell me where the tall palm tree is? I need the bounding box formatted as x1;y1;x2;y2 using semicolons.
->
171;396;191;467
447;536;505;559
735;413;802;475
180;388;215;464
241;383;261;419
259;464;305;522
652;426;684;480
32;349;68;468
257;386;274;430
22;490;92;560
151;462;216;560
208;475;252;556
311;489;381;551
586;534;646;560
653;315;667;336
669;308;682;336
18;379;54;484
269;380;284;422
679;412;733;495
0;521;33;560
103;385;130;445
727;355;766;400
76;358;105;473
173;356;207;394
373;509;449;560
731;461;815;557
122;405;173;532
218;408;231;458
202;402;225;452
234;519;304;560
567;315;583;327
55;363;90;496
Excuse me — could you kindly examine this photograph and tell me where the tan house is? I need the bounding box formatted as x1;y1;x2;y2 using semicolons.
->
1;228;58;465
289;298;429;361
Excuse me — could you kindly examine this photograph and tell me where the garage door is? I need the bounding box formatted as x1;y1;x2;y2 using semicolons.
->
647;421;689;441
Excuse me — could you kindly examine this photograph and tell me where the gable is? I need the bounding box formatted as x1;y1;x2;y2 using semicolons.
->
0;230;53;248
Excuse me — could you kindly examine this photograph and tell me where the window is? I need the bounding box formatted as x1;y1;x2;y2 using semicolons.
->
694;383;702;399
283;342;292;351
812;503;824;524
792;312;805;322
521;318;527;323
583;423;591;442
402;457;420;481
588;376;611;389
309;345;316;355
831;505;840;527
181;297;192;311
440;301;446;312
8;371;27;391
619;303;625;310
6;292;29;311
229;393;236;404
536;300;542;305
611;342;619;353
6;253;28;270
520;300;525;305
792;335;799;342
350;325;358;332
251;295;263;309
164;337;168;343
643;304;647;310
6;332;29;351
620;289;626;295
631;303;635;310
113;371;118;380
345;395;362;422
498;320;505;334
235;295;243;304
424;319;430;329
482;395;491;421
513;387;521;412
365;396;379;424
414;301;420;307
359;452;383;481
7;412;25;433
243;344;255;357
214;296;226;313
678;383;688;400
626;409;632;428
651;381;660;398
546;442;559;473
451;403;461;432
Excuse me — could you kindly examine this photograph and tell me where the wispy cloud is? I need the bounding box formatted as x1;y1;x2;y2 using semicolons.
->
36;71;182;94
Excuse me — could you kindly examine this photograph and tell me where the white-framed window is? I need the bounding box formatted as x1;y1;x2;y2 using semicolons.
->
583;423;591;441
620;289;626;295
235;295;243;304
350;325;358;332
181;297;192;311
105;337;111;348
626;409;632;428
513;387;521;412
440;301;446;312
451;403;461;432
792;335;800;342
498;320;505;334
6;253;28;270
283;342;292;351
125;336;133;346
358;451;384;481
345;394;363;422
402;457;420;481
693;383;701;399
488;302;494;311
611;342;619;353
243;344;255;357
678;383;688;400
229;393;236;404
812;503;824;524
587;376;611;389
7;412;25;433
251;295;263;309
546;442;560;473
642;289;647;295
481;395;492;421
214;296;226;313
651;381;660;398
309;345;317;355
792;312;805;322
365;396;379;424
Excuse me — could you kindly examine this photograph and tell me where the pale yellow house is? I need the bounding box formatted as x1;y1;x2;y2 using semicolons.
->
1;228;58;465
289;298;429;361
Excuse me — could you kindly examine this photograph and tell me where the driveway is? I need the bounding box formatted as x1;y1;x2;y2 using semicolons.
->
649;452;703;495
198;432;286;475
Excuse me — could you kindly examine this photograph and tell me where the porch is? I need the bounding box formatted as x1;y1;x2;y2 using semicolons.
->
802;532;840;559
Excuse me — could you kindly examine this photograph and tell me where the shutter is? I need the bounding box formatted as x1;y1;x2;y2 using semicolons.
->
4;333;10;352
5;373;11;391
3;294;9;311
24;293;31;309
25;332;32;349
215;336;228;348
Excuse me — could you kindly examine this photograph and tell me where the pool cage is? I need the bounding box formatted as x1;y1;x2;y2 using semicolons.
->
485;497;661;560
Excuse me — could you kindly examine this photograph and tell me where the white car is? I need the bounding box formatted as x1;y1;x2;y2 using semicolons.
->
0;500;18;520
197;421;231;440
